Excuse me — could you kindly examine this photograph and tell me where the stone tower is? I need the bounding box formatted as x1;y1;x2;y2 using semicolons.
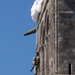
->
24;0;75;75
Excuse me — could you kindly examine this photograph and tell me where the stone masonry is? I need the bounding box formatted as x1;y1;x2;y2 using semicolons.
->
36;0;75;75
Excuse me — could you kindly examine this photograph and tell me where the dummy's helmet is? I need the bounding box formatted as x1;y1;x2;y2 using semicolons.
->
33;57;36;61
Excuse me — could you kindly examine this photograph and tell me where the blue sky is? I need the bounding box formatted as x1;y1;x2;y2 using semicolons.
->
0;0;36;75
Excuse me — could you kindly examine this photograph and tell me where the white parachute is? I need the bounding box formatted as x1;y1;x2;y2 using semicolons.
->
31;0;43;22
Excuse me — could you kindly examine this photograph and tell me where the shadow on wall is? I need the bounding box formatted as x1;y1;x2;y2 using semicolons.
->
65;0;75;11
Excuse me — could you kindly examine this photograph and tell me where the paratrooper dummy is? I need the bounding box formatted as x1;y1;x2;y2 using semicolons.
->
30;51;40;75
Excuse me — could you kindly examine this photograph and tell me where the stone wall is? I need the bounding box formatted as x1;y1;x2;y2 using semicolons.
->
36;0;75;75
58;0;75;74
36;0;55;75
